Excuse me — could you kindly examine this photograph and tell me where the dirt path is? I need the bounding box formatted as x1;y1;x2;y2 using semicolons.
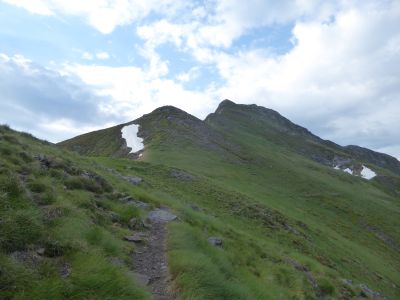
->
132;209;177;300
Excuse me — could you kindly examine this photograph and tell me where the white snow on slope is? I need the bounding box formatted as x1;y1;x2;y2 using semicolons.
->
121;124;144;153
343;168;353;175
333;165;376;180
360;165;376;180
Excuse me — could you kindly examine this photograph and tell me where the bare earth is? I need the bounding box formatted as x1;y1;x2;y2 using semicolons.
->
132;209;176;300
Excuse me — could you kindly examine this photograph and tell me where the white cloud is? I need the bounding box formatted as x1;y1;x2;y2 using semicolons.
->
62;63;217;122
0;53;115;142
3;0;53;15
82;51;93;60
212;2;400;153
176;67;199;83
2;0;188;34
96;51;110;60
1;0;400;159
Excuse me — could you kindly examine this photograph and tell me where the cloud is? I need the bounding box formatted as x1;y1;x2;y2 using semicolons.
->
63;63;217;121
212;1;400;153
1;0;399;159
1;0;188;34
0;53;115;142
96;51;110;60
2;0;53;15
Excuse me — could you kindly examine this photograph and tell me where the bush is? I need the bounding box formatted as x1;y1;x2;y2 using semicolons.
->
27;178;56;205
0;210;43;252
0;173;23;198
65;176;84;190
28;181;47;193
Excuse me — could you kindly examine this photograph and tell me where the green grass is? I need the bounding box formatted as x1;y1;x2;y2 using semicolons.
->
2;104;400;300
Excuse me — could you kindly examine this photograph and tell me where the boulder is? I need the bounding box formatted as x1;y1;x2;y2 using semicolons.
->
124;234;146;243
147;209;177;223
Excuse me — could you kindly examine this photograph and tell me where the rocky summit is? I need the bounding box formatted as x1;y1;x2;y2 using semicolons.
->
1;100;399;299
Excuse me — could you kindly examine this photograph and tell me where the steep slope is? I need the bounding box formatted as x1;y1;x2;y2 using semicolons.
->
0;125;155;299
58;123;131;157
206;99;400;176
54;100;400;299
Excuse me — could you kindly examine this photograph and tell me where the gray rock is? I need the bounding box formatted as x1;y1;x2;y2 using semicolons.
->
170;169;195;181
359;284;386;300
130;272;150;286
60;263;71;279
147;209;177;223
124;234;146;243
109;212;121;223
110;257;125;267
36;248;45;256
128;217;143;230
208;237;223;247
122;176;143;185
119;196;150;209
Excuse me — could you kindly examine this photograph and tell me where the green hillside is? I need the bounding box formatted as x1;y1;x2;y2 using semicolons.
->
2;100;399;299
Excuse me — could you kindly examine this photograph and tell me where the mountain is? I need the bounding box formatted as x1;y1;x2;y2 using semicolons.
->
1;100;399;299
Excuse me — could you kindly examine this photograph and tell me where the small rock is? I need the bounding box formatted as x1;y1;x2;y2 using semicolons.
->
60;263;71;279
208;237;223;247
119;196;150;209
109;212;121;223
36;248;45;256
124;234;146;243
130;272;150;286
122;176;143;185
147;209;177;223
128;217;143;230
170;169;195;181
359;284;386;300
110;257;125;267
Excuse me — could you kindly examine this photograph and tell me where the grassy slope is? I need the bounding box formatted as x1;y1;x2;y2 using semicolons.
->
133;104;400;298
58;124;127;157
4;97;400;300
0;125;153;299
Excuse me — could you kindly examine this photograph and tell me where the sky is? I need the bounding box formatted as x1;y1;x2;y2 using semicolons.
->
0;0;399;159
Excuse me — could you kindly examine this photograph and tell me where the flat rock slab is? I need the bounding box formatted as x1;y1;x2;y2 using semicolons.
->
147;209;177;223
124;234;146;243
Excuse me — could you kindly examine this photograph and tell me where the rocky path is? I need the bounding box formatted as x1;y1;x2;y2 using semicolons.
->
131;208;177;300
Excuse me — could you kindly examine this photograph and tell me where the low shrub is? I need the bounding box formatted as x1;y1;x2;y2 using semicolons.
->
0;210;43;252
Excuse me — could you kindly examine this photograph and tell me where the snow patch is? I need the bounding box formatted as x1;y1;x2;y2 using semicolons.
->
343;168;353;175
360;165;376;180
121;124;144;154
333;165;376;180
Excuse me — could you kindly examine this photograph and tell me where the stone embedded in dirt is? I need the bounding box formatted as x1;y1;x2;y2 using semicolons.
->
128;217;144;230
208;237;223;247
170;169;195;181
59;263;71;279
130;272;151;286
110;257;125;267
359;284;386;300
109;212;121;223
147;209;177;223
119;196;150;209
36;248;45;256
122;176;143;185
124;234;146;243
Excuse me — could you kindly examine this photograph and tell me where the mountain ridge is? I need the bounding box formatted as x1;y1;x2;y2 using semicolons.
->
59;99;400;176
